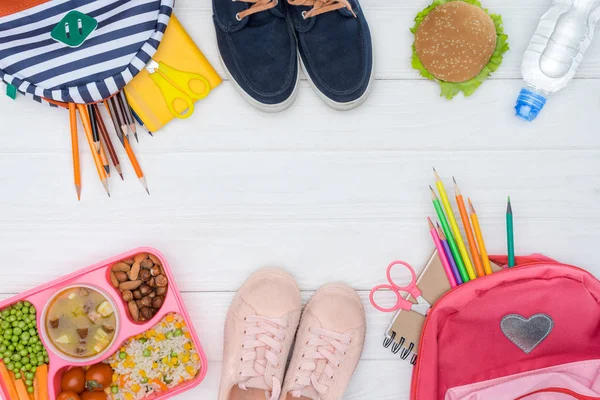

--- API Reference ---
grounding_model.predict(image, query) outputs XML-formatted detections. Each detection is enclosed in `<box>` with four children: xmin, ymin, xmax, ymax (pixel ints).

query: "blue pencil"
<box><xmin>131</xmin><ymin>108</ymin><xmax>153</xmax><ymax>137</ymax></box>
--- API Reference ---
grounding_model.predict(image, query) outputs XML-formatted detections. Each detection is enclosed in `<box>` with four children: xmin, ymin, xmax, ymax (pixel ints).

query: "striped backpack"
<box><xmin>0</xmin><ymin>0</ymin><xmax>174</xmax><ymax>105</ymax></box>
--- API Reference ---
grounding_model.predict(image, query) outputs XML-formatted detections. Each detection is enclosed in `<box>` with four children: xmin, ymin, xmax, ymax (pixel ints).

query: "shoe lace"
<box><xmin>289</xmin><ymin>327</ymin><xmax>352</xmax><ymax>399</ymax></box>
<box><xmin>238</xmin><ymin>315</ymin><xmax>288</xmax><ymax>400</ymax></box>
<box><xmin>287</xmin><ymin>0</ymin><xmax>357</xmax><ymax>19</ymax></box>
<box><xmin>234</xmin><ymin>0</ymin><xmax>279</xmax><ymax>21</ymax></box>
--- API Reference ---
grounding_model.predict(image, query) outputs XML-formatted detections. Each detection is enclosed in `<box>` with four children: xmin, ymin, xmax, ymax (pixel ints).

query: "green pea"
<box><xmin>43</xmin><ymin>356</ymin><xmax>48</xmax><ymax>364</ymax></box>
<box><xmin>119</xmin><ymin>351</ymin><xmax>127</xmax><ymax>359</ymax></box>
<box><xmin>1</xmin><ymin>321</ymin><xmax>9</xmax><ymax>329</ymax></box>
<box><xmin>25</xmin><ymin>372</ymin><xmax>33</xmax><ymax>380</ymax></box>
<box><xmin>11</xmin><ymin>337</ymin><xmax>18</xmax><ymax>343</ymax></box>
<box><xmin>30</xmin><ymin>366</ymin><xmax>36</xmax><ymax>373</ymax></box>
<box><xmin>8</xmin><ymin>316</ymin><xmax>16</xmax><ymax>322</ymax></box>
<box><xmin>171</xmin><ymin>351</ymin><xmax>178</xmax><ymax>358</ymax></box>
<box><xmin>143</xmin><ymin>349</ymin><xmax>151</xmax><ymax>357</ymax></box>
<box><xmin>12</xmin><ymin>328</ymin><xmax>21</xmax><ymax>336</ymax></box>
<box><xmin>4</xmin><ymin>329</ymin><xmax>12</xmax><ymax>337</ymax></box>
<box><xmin>112</xmin><ymin>385</ymin><xmax>119</xmax><ymax>394</ymax></box>
<box><xmin>14</xmin><ymin>372</ymin><xmax>21</xmax><ymax>379</ymax></box>
<box><xmin>6</xmin><ymin>362</ymin><xmax>14</xmax><ymax>371</ymax></box>
<box><xmin>11</xmin><ymin>353</ymin><xmax>21</xmax><ymax>361</ymax></box>
<box><xmin>7</xmin><ymin>345</ymin><xmax>14</xmax><ymax>351</ymax></box>
<box><xmin>17</xmin><ymin>321</ymin><xmax>25</xmax><ymax>329</ymax></box>
<box><xmin>2</xmin><ymin>310</ymin><xmax>9</xmax><ymax>318</ymax></box>
<box><xmin>0</xmin><ymin>345</ymin><xmax>7</xmax><ymax>353</ymax></box>
<box><xmin>3</xmin><ymin>351</ymin><xmax>12</xmax><ymax>359</ymax></box>
<box><xmin>174</xmin><ymin>329</ymin><xmax>183</xmax><ymax>337</ymax></box>
<box><xmin>138</xmin><ymin>337</ymin><xmax>148</xmax><ymax>343</ymax></box>
<box><xmin>27</xmin><ymin>386</ymin><xmax>33</xmax><ymax>394</ymax></box>
<box><xmin>13</xmin><ymin>362</ymin><xmax>21</xmax><ymax>369</ymax></box>
<box><xmin>28</xmin><ymin>329</ymin><xmax>36</xmax><ymax>336</ymax></box>
<box><xmin>23</xmin><ymin>302</ymin><xmax>31</xmax><ymax>308</ymax></box>
<box><xmin>141</xmin><ymin>377</ymin><xmax>148</xmax><ymax>384</ymax></box>
<box><xmin>166</xmin><ymin>331</ymin><xmax>174</xmax><ymax>339</ymax></box>
<box><xmin>24</xmin><ymin>363</ymin><xmax>32</xmax><ymax>371</ymax></box>
<box><xmin>19</xmin><ymin>349</ymin><xmax>26</xmax><ymax>357</ymax></box>
<box><xmin>37</xmin><ymin>354</ymin><xmax>44</xmax><ymax>363</ymax></box>
<box><xmin>21</xmin><ymin>357</ymin><xmax>29</xmax><ymax>365</ymax></box>
<box><xmin>25</xmin><ymin>379</ymin><xmax>32</xmax><ymax>386</ymax></box>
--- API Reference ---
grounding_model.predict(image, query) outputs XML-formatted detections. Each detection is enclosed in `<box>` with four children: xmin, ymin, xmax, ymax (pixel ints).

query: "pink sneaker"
<box><xmin>280</xmin><ymin>283</ymin><xmax>366</xmax><ymax>400</ymax></box>
<box><xmin>219</xmin><ymin>268</ymin><xmax>302</xmax><ymax>400</ymax></box>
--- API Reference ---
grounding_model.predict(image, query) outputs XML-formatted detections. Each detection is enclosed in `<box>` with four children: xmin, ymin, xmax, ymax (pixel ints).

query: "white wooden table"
<box><xmin>1</xmin><ymin>0</ymin><xmax>600</xmax><ymax>398</ymax></box>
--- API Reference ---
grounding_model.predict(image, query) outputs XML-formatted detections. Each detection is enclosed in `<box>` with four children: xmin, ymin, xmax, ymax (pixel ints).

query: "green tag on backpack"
<box><xmin>6</xmin><ymin>84</ymin><xmax>17</xmax><ymax>100</ymax></box>
<box><xmin>51</xmin><ymin>11</ymin><xmax>98</xmax><ymax>48</ymax></box>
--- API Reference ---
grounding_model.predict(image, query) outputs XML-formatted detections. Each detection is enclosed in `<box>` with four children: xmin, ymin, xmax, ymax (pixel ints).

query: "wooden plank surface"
<box><xmin>1</xmin><ymin>0</ymin><xmax>599</xmax><ymax>398</ymax></box>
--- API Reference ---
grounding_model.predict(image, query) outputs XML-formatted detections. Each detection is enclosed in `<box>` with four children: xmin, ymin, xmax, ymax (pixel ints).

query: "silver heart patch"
<box><xmin>500</xmin><ymin>313</ymin><xmax>554</xmax><ymax>354</ymax></box>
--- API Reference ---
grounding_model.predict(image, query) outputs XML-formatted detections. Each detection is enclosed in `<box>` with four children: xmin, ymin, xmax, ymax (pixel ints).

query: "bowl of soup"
<box><xmin>41</xmin><ymin>285</ymin><xmax>120</xmax><ymax>362</ymax></box>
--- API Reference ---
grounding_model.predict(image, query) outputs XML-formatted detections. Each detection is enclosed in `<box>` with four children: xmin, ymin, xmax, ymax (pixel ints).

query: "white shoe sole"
<box><xmin>219</xmin><ymin>53</ymin><xmax>300</xmax><ymax>113</ymax></box>
<box><xmin>299</xmin><ymin>50</ymin><xmax>375</xmax><ymax>111</ymax></box>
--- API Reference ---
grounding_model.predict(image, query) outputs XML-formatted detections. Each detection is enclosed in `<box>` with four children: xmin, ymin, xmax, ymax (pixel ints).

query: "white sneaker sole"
<box><xmin>299</xmin><ymin>50</ymin><xmax>375</xmax><ymax>111</ymax></box>
<box><xmin>219</xmin><ymin>53</ymin><xmax>300</xmax><ymax>113</ymax></box>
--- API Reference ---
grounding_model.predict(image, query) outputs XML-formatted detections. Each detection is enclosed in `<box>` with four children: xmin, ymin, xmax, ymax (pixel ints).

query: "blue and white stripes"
<box><xmin>0</xmin><ymin>0</ymin><xmax>174</xmax><ymax>104</ymax></box>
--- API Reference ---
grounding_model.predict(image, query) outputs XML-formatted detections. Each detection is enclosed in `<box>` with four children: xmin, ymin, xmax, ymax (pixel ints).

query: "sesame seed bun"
<box><xmin>415</xmin><ymin>1</ymin><xmax>497</xmax><ymax>83</ymax></box>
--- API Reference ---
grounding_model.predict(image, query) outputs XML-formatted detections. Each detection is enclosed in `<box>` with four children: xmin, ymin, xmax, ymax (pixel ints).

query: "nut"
<box><xmin>133</xmin><ymin>290</ymin><xmax>142</xmax><ymax>300</ymax></box>
<box><xmin>128</xmin><ymin>301</ymin><xmax>140</xmax><ymax>321</ymax></box>
<box><xmin>148</xmin><ymin>292</ymin><xmax>156</xmax><ymax>298</ymax></box>
<box><xmin>128</xmin><ymin>262</ymin><xmax>141</xmax><ymax>281</ymax></box>
<box><xmin>134</xmin><ymin>253</ymin><xmax>148</xmax><ymax>263</ymax></box>
<box><xmin>151</xmin><ymin>296</ymin><xmax>164</xmax><ymax>309</ymax></box>
<box><xmin>112</xmin><ymin>262</ymin><xmax>131</xmax><ymax>273</ymax></box>
<box><xmin>150</xmin><ymin>265</ymin><xmax>161</xmax><ymax>277</ymax></box>
<box><xmin>148</xmin><ymin>254</ymin><xmax>161</xmax><ymax>265</ymax></box>
<box><xmin>148</xmin><ymin>278</ymin><xmax>156</xmax><ymax>287</ymax></box>
<box><xmin>139</xmin><ymin>284</ymin><xmax>152</xmax><ymax>296</ymax></box>
<box><xmin>119</xmin><ymin>280</ymin><xmax>142</xmax><ymax>291</ymax></box>
<box><xmin>139</xmin><ymin>296</ymin><xmax>152</xmax><ymax>308</ymax></box>
<box><xmin>141</xmin><ymin>258</ymin><xmax>154</xmax><ymax>269</ymax></box>
<box><xmin>140</xmin><ymin>307</ymin><xmax>154</xmax><ymax>320</ymax></box>
<box><xmin>110</xmin><ymin>272</ymin><xmax>119</xmax><ymax>288</ymax></box>
<box><xmin>140</xmin><ymin>269</ymin><xmax>151</xmax><ymax>282</ymax></box>
<box><xmin>122</xmin><ymin>291</ymin><xmax>133</xmax><ymax>302</ymax></box>
<box><xmin>155</xmin><ymin>286</ymin><xmax>168</xmax><ymax>296</ymax></box>
<box><xmin>114</xmin><ymin>271</ymin><xmax>128</xmax><ymax>283</ymax></box>
<box><xmin>122</xmin><ymin>258</ymin><xmax>134</xmax><ymax>266</ymax></box>
<box><xmin>155</xmin><ymin>275</ymin><xmax>168</xmax><ymax>287</ymax></box>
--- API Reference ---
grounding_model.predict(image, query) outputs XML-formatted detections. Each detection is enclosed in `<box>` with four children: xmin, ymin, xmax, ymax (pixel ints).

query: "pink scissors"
<box><xmin>369</xmin><ymin>261</ymin><xmax>432</xmax><ymax>315</ymax></box>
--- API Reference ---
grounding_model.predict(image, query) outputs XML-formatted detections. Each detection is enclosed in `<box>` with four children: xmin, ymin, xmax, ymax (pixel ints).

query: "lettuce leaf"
<box><xmin>411</xmin><ymin>0</ymin><xmax>509</xmax><ymax>99</ymax></box>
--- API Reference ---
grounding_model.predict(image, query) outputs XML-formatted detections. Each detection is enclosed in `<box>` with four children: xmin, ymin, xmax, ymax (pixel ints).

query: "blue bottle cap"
<box><xmin>515</xmin><ymin>88</ymin><xmax>547</xmax><ymax>122</ymax></box>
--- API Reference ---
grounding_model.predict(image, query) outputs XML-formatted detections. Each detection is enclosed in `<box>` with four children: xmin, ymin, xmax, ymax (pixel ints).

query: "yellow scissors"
<box><xmin>145</xmin><ymin>60</ymin><xmax>211</xmax><ymax>119</ymax></box>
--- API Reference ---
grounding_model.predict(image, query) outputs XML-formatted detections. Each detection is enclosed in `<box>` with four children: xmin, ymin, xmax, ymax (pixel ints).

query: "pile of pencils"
<box><xmin>428</xmin><ymin>168</ymin><xmax>515</xmax><ymax>288</ymax></box>
<box><xmin>69</xmin><ymin>91</ymin><xmax>152</xmax><ymax>200</ymax></box>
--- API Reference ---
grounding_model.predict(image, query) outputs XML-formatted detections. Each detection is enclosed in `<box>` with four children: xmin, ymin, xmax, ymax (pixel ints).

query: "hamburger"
<box><xmin>411</xmin><ymin>0</ymin><xmax>509</xmax><ymax>99</ymax></box>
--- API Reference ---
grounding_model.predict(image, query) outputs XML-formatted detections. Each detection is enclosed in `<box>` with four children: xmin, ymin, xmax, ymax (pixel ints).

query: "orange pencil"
<box><xmin>453</xmin><ymin>178</ymin><xmax>485</xmax><ymax>277</ymax></box>
<box><xmin>76</xmin><ymin>104</ymin><xmax>110</xmax><ymax>197</ymax></box>
<box><xmin>68</xmin><ymin>103</ymin><xmax>81</xmax><ymax>200</ymax></box>
<box><xmin>469</xmin><ymin>198</ymin><xmax>493</xmax><ymax>275</ymax></box>
<box><xmin>123</xmin><ymin>136</ymin><xmax>149</xmax><ymax>194</ymax></box>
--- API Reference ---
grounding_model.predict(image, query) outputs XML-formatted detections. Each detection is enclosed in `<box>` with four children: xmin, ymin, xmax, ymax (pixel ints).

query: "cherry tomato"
<box><xmin>81</xmin><ymin>392</ymin><xmax>107</xmax><ymax>400</ymax></box>
<box><xmin>61</xmin><ymin>367</ymin><xmax>85</xmax><ymax>393</ymax></box>
<box><xmin>57</xmin><ymin>391</ymin><xmax>81</xmax><ymax>400</ymax></box>
<box><xmin>84</xmin><ymin>363</ymin><xmax>113</xmax><ymax>391</ymax></box>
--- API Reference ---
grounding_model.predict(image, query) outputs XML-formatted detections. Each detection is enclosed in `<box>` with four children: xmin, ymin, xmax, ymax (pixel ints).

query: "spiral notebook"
<box><xmin>383</xmin><ymin>251</ymin><xmax>502</xmax><ymax>364</ymax></box>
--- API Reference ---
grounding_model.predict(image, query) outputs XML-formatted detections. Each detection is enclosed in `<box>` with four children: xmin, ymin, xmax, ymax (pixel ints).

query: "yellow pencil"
<box><xmin>469</xmin><ymin>198</ymin><xmax>493</xmax><ymax>275</ymax></box>
<box><xmin>433</xmin><ymin>168</ymin><xmax>476</xmax><ymax>280</ymax></box>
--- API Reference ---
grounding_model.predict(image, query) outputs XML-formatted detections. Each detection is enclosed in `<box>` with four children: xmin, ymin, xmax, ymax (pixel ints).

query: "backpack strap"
<box><xmin>517</xmin><ymin>387</ymin><xmax>600</xmax><ymax>399</ymax></box>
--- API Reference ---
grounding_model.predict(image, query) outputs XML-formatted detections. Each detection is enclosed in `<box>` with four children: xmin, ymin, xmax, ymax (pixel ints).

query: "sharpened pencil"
<box><xmin>104</xmin><ymin>100</ymin><xmax>124</xmax><ymax>146</ymax></box>
<box><xmin>76</xmin><ymin>104</ymin><xmax>110</xmax><ymax>197</ymax></box>
<box><xmin>89</xmin><ymin>106</ymin><xmax>110</xmax><ymax>176</ymax></box>
<box><xmin>454</xmin><ymin>177</ymin><xmax>485</xmax><ymax>277</ymax></box>
<box><xmin>507</xmin><ymin>197</ymin><xmax>515</xmax><ymax>268</ymax></box>
<box><xmin>428</xmin><ymin>217</ymin><xmax>457</xmax><ymax>288</ymax></box>
<box><xmin>68</xmin><ymin>103</ymin><xmax>81</xmax><ymax>200</ymax></box>
<box><xmin>87</xmin><ymin>104</ymin><xmax>100</xmax><ymax>153</ymax></box>
<box><xmin>116</xmin><ymin>93</ymin><xmax>137</xmax><ymax>142</ymax></box>
<box><xmin>92</xmin><ymin>104</ymin><xmax>123</xmax><ymax>180</ymax></box>
<box><xmin>131</xmin><ymin>108</ymin><xmax>152</xmax><ymax>136</ymax></box>
<box><xmin>119</xmin><ymin>91</ymin><xmax>138</xmax><ymax>141</ymax></box>
<box><xmin>123</xmin><ymin>136</ymin><xmax>149</xmax><ymax>194</ymax></box>
<box><xmin>108</xmin><ymin>96</ymin><xmax>128</xmax><ymax>139</ymax></box>
<box><xmin>469</xmin><ymin>199</ymin><xmax>492</xmax><ymax>275</ymax></box>
<box><xmin>437</xmin><ymin>222</ymin><xmax>462</xmax><ymax>285</ymax></box>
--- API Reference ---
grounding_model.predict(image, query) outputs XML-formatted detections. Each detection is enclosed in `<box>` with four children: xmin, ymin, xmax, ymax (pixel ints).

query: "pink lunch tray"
<box><xmin>0</xmin><ymin>247</ymin><xmax>208</xmax><ymax>400</ymax></box>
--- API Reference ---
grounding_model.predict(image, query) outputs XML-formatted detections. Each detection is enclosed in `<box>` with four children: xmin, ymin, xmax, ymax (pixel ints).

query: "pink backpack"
<box><xmin>410</xmin><ymin>254</ymin><xmax>600</xmax><ymax>400</ymax></box>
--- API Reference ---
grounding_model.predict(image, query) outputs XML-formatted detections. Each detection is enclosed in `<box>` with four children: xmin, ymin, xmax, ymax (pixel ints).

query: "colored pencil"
<box><xmin>454</xmin><ymin>178</ymin><xmax>485</xmax><ymax>277</ymax></box>
<box><xmin>507</xmin><ymin>196</ymin><xmax>515</xmax><ymax>268</ymax></box>
<box><xmin>116</xmin><ymin>93</ymin><xmax>138</xmax><ymax>143</ymax></box>
<box><xmin>119</xmin><ymin>91</ymin><xmax>139</xmax><ymax>142</ymax></box>
<box><xmin>92</xmin><ymin>105</ymin><xmax>123</xmax><ymax>180</ymax></box>
<box><xmin>433</xmin><ymin>168</ymin><xmax>476</xmax><ymax>280</ymax></box>
<box><xmin>108</xmin><ymin>96</ymin><xmax>128</xmax><ymax>140</ymax></box>
<box><xmin>437</xmin><ymin>223</ymin><xmax>462</xmax><ymax>285</ymax></box>
<box><xmin>123</xmin><ymin>136</ymin><xmax>149</xmax><ymax>194</ymax></box>
<box><xmin>87</xmin><ymin>104</ymin><xmax>100</xmax><ymax>153</ymax></box>
<box><xmin>104</xmin><ymin>100</ymin><xmax>149</xmax><ymax>194</ymax></box>
<box><xmin>68</xmin><ymin>103</ymin><xmax>81</xmax><ymax>201</ymax></box>
<box><xmin>89</xmin><ymin>105</ymin><xmax>110</xmax><ymax>176</ymax></box>
<box><xmin>131</xmin><ymin>108</ymin><xmax>153</xmax><ymax>136</ymax></box>
<box><xmin>76</xmin><ymin>104</ymin><xmax>110</xmax><ymax>197</ymax></box>
<box><xmin>469</xmin><ymin>199</ymin><xmax>492</xmax><ymax>275</ymax></box>
<box><xmin>428</xmin><ymin>218</ymin><xmax>457</xmax><ymax>288</ymax></box>
<box><xmin>104</xmin><ymin>100</ymin><xmax>124</xmax><ymax>146</ymax></box>
<box><xmin>430</xmin><ymin>186</ymin><xmax>469</xmax><ymax>282</ymax></box>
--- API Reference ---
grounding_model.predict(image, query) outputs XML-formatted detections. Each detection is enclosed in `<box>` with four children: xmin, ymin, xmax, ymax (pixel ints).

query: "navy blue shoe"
<box><xmin>287</xmin><ymin>0</ymin><xmax>373</xmax><ymax>110</ymax></box>
<box><xmin>213</xmin><ymin>0</ymin><xmax>299</xmax><ymax>112</ymax></box>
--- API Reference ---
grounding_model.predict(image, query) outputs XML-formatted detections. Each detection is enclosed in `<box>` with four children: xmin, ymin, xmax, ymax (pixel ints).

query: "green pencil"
<box><xmin>430</xmin><ymin>186</ymin><xmax>470</xmax><ymax>282</ymax></box>
<box><xmin>507</xmin><ymin>196</ymin><xmax>515</xmax><ymax>268</ymax></box>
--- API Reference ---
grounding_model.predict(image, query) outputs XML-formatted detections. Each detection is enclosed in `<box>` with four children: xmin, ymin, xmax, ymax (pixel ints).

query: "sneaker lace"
<box><xmin>238</xmin><ymin>315</ymin><xmax>287</xmax><ymax>400</ymax></box>
<box><xmin>234</xmin><ymin>0</ymin><xmax>279</xmax><ymax>21</ymax></box>
<box><xmin>290</xmin><ymin>327</ymin><xmax>352</xmax><ymax>399</ymax></box>
<box><xmin>287</xmin><ymin>0</ymin><xmax>357</xmax><ymax>19</ymax></box>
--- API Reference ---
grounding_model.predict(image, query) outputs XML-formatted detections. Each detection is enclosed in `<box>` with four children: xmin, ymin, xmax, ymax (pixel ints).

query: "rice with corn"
<box><xmin>106</xmin><ymin>313</ymin><xmax>201</xmax><ymax>400</ymax></box>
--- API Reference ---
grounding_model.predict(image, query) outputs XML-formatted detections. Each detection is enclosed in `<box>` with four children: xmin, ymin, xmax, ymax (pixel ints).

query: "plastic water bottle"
<box><xmin>515</xmin><ymin>0</ymin><xmax>600</xmax><ymax>121</ymax></box>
